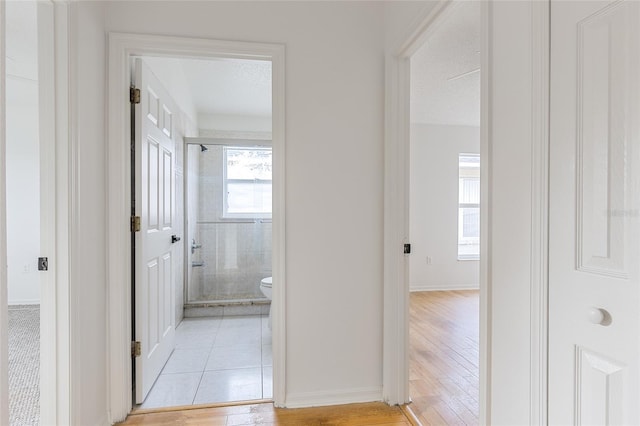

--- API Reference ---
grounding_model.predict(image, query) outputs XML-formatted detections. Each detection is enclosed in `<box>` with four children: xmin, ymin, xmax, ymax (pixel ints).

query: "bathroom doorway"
<box><xmin>129</xmin><ymin>54</ymin><xmax>277</xmax><ymax>409</ymax></box>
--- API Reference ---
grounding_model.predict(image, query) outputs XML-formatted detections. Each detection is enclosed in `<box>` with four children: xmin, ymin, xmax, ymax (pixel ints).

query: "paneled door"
<box><xmin>549</xmin><ymin>1</ymin><xmax>640</xmax><ymax>424</ymax></box>
<box><xmin>133</xmin><ymin>58</ymin><xmax>177</xmax><ymax>404</ymax></box>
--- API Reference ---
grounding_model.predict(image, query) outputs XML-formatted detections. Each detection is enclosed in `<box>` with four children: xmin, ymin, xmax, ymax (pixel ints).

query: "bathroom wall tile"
<box><xmin>260</xmin><ymin>304</ymin><xmax>271</xmax><ymax>316</ymax></box>
<box><xmin>205</xmin><ymin>344</ymin><xmax>262</xmax><ymax>371</ymax></box>
<box><xmin>262</xmin><ymin>345</ymin><xmax>272</xmax><ymax>367</ymax></box>
<box><xmin>184</xmin><ymin>306</ymin><xmax>224</xmax><ymax>318</ymax></box>
<box><xmin>261</xmin><ymin>315</ymin><xmax>272</xmax><ymax>342</ymax></box>
<box><xmin>193</xmin><ymin>369</ymin><xmax>262</xmax><ymax>405</ymax></box>
<box><xmin>162</xmin><ymin>348</ymin><xmax>211</xmax><ymax>374</ymax></box>
<box><xmin>223</xmin><ymin>304</ymin><xmax>263</xmax><ymax>316</ymax></box>
<box><xmin>139</xmin><ymin>372</ymin><xmax>202</xmax><ymax>409</ymax></box>
<box><xmin>262</xmin><ymin>367</ymin><xmax>273</xmax><ymax>399</ymax></box>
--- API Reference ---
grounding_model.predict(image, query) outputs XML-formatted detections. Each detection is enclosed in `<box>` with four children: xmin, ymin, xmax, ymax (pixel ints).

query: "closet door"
<box><xmin>549</xmin><ymin>1</ymin><xmax>640</xmax><ymax>424</ymax></box>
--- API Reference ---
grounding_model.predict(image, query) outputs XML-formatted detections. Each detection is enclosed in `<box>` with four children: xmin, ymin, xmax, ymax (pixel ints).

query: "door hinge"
<box><xmin>131</xmin><ymin>215</ymin><xmax>141</xmax><ymax>232</ymax></box>
<box><xmin>130</xmin><ymin>86</ymin><xmax>141</xmax><ymax>104</ymax></box>
<box><xmin>404</xmin><ymin>243</ymin><xmax>411</xmax><ymax>254</ymax></box>
<box><xmin>131</xmin><ymin>341</ymin><xmax>141</xmax><ymax>358</ymax></box>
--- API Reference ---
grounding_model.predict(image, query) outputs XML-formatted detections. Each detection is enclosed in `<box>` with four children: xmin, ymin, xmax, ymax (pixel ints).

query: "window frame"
<box><xmin>222</xmin><ymin>146</ymin><xmax>273</xmax><ymax>220</ymax></box>
<box><xmin>457</xmin><ymin>153</ymin><xmax>480</xmax><ymax>261</ymax></box>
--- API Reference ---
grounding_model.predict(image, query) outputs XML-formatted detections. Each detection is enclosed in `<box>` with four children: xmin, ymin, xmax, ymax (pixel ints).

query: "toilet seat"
<box><xmin>261</xmin><ymin>277</ymin><xmax>272</xmax><ymax>287</ymax></box>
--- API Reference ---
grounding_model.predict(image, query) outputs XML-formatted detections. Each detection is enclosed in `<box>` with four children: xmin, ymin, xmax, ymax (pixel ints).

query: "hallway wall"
<box><xmin>70</xmin><ymin>2</ymin><xmax>398</xmax><ymax>422</ymax></box>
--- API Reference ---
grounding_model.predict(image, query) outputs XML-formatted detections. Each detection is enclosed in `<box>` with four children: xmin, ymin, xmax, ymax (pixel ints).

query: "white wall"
<box><xmin>6</xmin><ymin>0</ymin><xmax>40</xmax><ymax>305</ymax></box>
<box><xmin>198</xmin><ymin>113</ymin><xmax>271</xmax><ymax>134</ymax></box>
<box><xmin>68</xmin><ymin>1</ymin><xmax>387</xmax><ymax>419</ymax></box>
<box><xmin>409</xmin><ymin>123</ymin><xmax>479</xmax><ymax>291</ymax></box>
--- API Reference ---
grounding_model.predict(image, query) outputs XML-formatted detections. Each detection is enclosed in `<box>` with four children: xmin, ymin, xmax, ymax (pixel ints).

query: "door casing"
<box><xmin>0</xmin><ymin>1</ymin><xmax>69</xmax><ymax>425</ymax></box>
<box><xmin>106</xmin><ymin>33</ymin><xmax>286</xmax><ymax>422</ymax></box>
<box><xmin>382</xmin><ymin>1</ymin><xmax>550</xmax><ymax>424</ymax></box>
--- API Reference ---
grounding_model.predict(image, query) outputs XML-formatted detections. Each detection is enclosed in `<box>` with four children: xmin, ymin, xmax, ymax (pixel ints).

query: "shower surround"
<box><xmin>187</xmin><ymin>144</ymin><xmax>272</xmax><ymax>306</ymax></box>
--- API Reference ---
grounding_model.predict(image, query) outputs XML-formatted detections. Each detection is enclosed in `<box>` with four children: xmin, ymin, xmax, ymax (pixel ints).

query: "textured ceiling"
<box><xmin>149</xmin><ymin>57</ymin><xmax>272</xmax><ymax>118</ymax></box>
<box><xmin>410</xmin><ymin>1</ymin><xmax>480</xmax><ymax>126</ymax></box>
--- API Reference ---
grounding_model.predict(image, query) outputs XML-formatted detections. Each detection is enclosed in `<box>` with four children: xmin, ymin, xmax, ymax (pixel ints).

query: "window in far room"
<box><xmin>223</xmin><ymin>146</ymin><xmax>272</xmax><ymax>219</ymax></box>
<box><xmin>458</xmin><ymin>153</ymin><xmax>480</xmax><ymax>260</ymax></box>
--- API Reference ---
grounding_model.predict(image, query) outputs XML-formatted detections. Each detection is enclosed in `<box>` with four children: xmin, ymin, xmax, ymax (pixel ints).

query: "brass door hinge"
<box><xmin>131</xmin><ymin>341</ymin><xmax>141</xmax><ymax>358</ymax></box>
<box><xmin>130</xmin><ymin>86</ymin><xmax>141</xmax><ymax>104</ymax></box>
<box><xmin>131</xmin><ymin>216</ymin><xmax>141</xmax><ymax>232</ymax></box>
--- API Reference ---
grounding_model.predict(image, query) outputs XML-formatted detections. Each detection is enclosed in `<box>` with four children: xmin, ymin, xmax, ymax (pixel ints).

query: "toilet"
<box><xmin>260</xmin><ymin>277</ymin><xmax>273</xmax><ymax>327</ymax></box>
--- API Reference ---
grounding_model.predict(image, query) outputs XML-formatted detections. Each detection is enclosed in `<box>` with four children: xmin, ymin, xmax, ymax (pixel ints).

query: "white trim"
<box><xmin>479</xmin><ymin>1</ymin><xmax>492</xmax><ymax>423</ymax></box>
<box><xmin>50</xmin><ymin>2</ymin><xmax>72</xmax><ymax>424</ymax></box>
<box><xmin>107</xmin><ymin>33</ymin><xmax>286</xmax><ymax>421</ymax></box>
<box><xmin>66</xmin><ymin>2</ymin><xmax>81</xmax><ymax>424</ymax></box>
<box><xmin>0</xmin><ymin>1</ymin><xmax>8</xmax><ymax>424</ymax></box>
<box><xmin>529</xmin><ymin>1</ymin><xmax>550</xmax><ymax>424</ymax></box>
<box><xmin>1</xmin><ymin>3</ymin><xmax>70</xmax><ymax>424</ymax></box>
<box><xmin>37</xmin><ymin>2</ymin><xmax>59</xmax><ymax>424</ymax></box>
<box><xmin>410</xmin><ymin>285</ymin><xmax>479</xmax><ymax>293</ymax></box>
<box><xmin>285</xmin><ymin>387</ymin><xmax>382</xmax><ymax>409</ymax></box>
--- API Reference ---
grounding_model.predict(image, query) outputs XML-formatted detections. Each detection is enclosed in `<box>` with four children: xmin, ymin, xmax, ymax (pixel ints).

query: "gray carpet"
<box><xmin>8</xmin><ymin>305</ymin><xmax>39</xmax><ymax>426</ymax></box>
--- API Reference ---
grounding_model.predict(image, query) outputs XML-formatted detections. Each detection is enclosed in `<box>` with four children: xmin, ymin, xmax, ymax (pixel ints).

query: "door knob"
<box><xmin>587</xmin><ymin>307</ymin><xmax>611</xmax><ymax>325</ymax></box>
<box><xmin>171</xmin><ymin>235</ymin><xmax>181</xmax><ymax>244</ymax></box>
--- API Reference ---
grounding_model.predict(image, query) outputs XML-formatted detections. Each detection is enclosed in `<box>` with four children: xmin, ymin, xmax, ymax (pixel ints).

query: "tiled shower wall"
<box><xmin>188</xmin><ymin>144</ymin><xmax>271</xmax><ymax>302</ymax></box>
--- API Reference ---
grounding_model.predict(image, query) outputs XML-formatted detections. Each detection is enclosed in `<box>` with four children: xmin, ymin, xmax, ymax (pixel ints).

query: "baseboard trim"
<box><xmin>410</xmin><ymin>285</ymin><xmax>479</xmax><ymax>292</ymax></box>
<box><xmin>284</xmin><ymin>387</ymin><xmax>382</xmax><ymax>408</ymax></box>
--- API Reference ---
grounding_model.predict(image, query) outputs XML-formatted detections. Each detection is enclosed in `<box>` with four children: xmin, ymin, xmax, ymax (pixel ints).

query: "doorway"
<box><xmin>406</xmin><ymin>2</ymin><xmax>481</xmax><ymax>423</ymax></box>
<box><xmin>107</xmin><ymin>34</ymin><xmax>286</xmax><ymax>420</ymax></box>
<box><xmin>129</xmin><ymin>54</ymin><xmax>274</xmax><ymax>409</ymax></box>
<box><xmin>3</xmin><ymin>1</ymin><xmax>58</xmax><ymax>425</ymax></box>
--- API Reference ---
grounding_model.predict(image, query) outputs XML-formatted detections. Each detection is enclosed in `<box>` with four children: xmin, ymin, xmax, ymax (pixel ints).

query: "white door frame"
<box><xmin>382</xmin><ymin>1</ymin><xmax>550</xmax><ymax>424</ymax></box>
<box><xmin>0</xmin><ymin>0</ymin><xmax>71</xmax><ymax>425</ymax></box>
<box><xmin>0</xmin><ymin>1</ymin><xmax>70</xmax><ymax>425</ymax></box>
<box><xmin>106</xmin><ymin>33</ymin><xmax>286</xmax><ymax>422</ymax></box>
<box><xmin>0</xmin><ymin>3</ymin><xmax>8</xmax><ymax>423</ymax></box>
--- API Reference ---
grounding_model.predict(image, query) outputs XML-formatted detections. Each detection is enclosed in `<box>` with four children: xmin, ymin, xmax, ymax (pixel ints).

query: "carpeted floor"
<box><xmin>8</xmin><ymin>305</ymin><xmax>40</xmax><ymax>426</ymax></box>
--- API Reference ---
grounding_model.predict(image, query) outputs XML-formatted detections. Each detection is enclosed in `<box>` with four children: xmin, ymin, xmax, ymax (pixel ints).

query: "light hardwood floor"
<box><xmin>408</xmin><ymin>290</ymin><xmax>479</xmax><ymax>425</ymax></box>
<box><xmin>117</xmin><ymin>291</ymin><xmax>478</xmax><ymax>426</ymax></box>
<box><xmin>116</xmin><ymin>401</ymin><xmax>414</xmax><ymax>425</ymax></box>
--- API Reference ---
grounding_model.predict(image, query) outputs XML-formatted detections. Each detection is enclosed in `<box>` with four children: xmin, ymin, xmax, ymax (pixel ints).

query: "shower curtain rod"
<box><xmin>184</xmin><ymin>137</ymin><xmax>272</xmax><ymax>147</ymax></box>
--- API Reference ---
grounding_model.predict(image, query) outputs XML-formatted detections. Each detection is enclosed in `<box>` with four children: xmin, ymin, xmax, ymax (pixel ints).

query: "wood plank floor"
<box><xmin>117</xmin><ymin>291</ymin><xmax>478</xmax><ymax>426</ymax></box>
<box><xmin>408</xmin><ymin>290</ymin><xmax>479</xmax><ymax>425</ymax></box>
<box><xmin>116</xmin><ymin>401</ymin><xmax>413</xmax><ymax>425</ymax></box>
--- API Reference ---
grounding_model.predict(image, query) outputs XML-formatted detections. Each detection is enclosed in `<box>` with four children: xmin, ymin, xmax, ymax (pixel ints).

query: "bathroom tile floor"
<box><xmin>139</xmin><ymin>314</ymin><xmax>272</xmax><ymax>409</ymax></box>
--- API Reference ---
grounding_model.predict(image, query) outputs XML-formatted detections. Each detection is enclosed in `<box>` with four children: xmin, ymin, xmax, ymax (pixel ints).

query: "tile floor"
<box><xmin>139</xmin><ymin>314</ymin><xmax>272</xmax><ymax>409</ymax></box>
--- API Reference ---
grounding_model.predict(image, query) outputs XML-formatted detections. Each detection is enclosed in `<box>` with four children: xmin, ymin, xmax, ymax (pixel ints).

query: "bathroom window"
<box><xmin>458</xmin><ymin>153</ymin><xmax>480</xmax><ymax>260</ymax></box>
<box><xmin>223</xmin><ymin>147</ymin><xmax>272</xmax><ymax>218</ymax></box>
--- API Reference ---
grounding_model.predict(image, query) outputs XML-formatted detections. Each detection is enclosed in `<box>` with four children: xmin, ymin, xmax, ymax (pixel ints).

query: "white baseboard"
<box><xmin>284</xmin><ymin>386</ymin><xmax>382</xmax><ymax>408</ymax></box>
<box><xmin>8</xmin><ymin>299</ymin><xmax>40</xmax><ymax>306</ymax></box>
<box><xmin>410</xmin><ymin>284</ymin><xmax>479</xmax><ymax>292</ymax></box>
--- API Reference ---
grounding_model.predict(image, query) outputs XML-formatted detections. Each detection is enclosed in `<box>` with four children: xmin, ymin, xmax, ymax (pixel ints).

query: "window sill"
<box><xmin>457</xmin><ymin>256</ymin><xmax>480</xmax><ymax>261</ymax></box>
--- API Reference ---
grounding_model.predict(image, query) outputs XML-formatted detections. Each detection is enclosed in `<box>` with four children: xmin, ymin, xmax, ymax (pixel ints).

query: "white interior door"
<box><xmin>549</xmin><ymin>1</ymin><xmax>640</xmax><ymax>424</ymax></box>
<box><xmin>134</xmin><ymin>58</ymin><xmax>177</xmax><ymax>404</ymax></box>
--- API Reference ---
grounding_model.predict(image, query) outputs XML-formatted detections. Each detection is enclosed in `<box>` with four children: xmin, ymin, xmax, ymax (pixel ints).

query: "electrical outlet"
<box><xmin>23</xmin><ymin>264</ymin><xmax>30</xmax><ymax>273</ymax></box>
<box><xmin>426</xmin><ymin>256</ymin><xmax>432</xmax><ymax>265</ymax></box>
